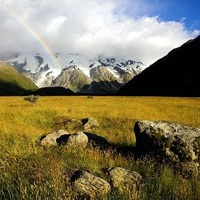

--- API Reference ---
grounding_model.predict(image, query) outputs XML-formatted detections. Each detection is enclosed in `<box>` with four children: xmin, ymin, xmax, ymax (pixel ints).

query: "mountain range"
<box><xmin>117</xmin><ymin>35</ymin><xmax>200</xmax><ymax>97</ymax></box>
<box><xmin>0</xmin><ymin>35</ymin><xmax>199</xmax><ymax>96</ymax></box>
<box><xmin>2</xmin><ymin>53</ymin><xmax>143</xmax><ymax>94</ymax></box>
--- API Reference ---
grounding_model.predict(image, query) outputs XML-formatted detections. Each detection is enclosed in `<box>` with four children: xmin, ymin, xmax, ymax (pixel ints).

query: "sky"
<box><xmin>0</xmin><ymin>0</ymin><xmax>199</xmax><ymax>66</ymax></box>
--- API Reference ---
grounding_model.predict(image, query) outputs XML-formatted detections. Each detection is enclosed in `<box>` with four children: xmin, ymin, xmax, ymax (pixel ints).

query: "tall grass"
<box><xmin>0</xmin><ymin>96</ymin><xmax>199</xmax><ymax>199</ymax></box>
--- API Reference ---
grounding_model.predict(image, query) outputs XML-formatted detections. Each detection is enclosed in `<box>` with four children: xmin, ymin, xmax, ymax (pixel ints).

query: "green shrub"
<box><xmin>24</xmin><ymin>95</ymin><xmax>39</xmax><ymax>104</ymax></box>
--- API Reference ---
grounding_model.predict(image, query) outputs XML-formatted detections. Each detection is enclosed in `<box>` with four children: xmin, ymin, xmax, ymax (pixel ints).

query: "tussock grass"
<box><xmin>0</xmin><ymin>96</ymin><xmax>199</xmax><ymax>199</ymax></box>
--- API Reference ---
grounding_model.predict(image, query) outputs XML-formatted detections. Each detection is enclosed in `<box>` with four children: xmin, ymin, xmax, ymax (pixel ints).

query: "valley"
<box><xmin>0</xmin><ymin>96</ymin><xmax>199</xmax><ymax>199</ymax></box>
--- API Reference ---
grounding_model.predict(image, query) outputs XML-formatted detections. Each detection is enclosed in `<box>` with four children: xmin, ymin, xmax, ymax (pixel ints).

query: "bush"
<box><xmin>24</xmin><ymin>94</ymin><xmax>39</xmax><ymax>104</ymax></box>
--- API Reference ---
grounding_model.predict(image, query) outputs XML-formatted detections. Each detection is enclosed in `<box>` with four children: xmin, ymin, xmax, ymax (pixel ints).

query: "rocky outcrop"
<box><xmin>70</xmin><ymin>170</ymin><xmax>111</xmax><ymax>199</ymax></box>
<box><xmin>134</xmin><ymin>120</ymin><xmax>200</xmax><ymax>177</ymax></box>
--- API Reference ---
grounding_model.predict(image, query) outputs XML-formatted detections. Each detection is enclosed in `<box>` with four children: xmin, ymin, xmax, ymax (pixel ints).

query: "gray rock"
<box><xmin>71</xmin><ymin>170</ymin><xmax>111</xmax><ymax>199</ymax></box>
<box><xmin>66</xmin><ymin>132</ymin><xmax>88</xmax><ymax>148</ymax></box>
<box><xmin>40</xmin><ymin>130</ymin><xmax>88</xmax><ymax>149</ymax></box>
<box><xmin>134</xmin><ymin>120</ymin><xmax>200</xmax><ymax>177</ymax></box>
<box><xmin>82</xmin><ymin>117</ymin><xmax>100</xmax><ymax>131</ymax></box>
<box><xmin>40</xmin><ymin>130</ymin><xmax>69</xmax><ymax>146</ymax></box>
<box><xmin>109</xmin><ymin>167</ymin><xmax>142</xmax><ymax>193</ymax></box>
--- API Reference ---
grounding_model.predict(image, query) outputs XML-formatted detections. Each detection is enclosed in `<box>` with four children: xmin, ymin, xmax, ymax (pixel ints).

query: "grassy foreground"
<box><xmin>0</xmin><ymin>96</ymin><xmax>200</xmax><ymax>199</ymax></box>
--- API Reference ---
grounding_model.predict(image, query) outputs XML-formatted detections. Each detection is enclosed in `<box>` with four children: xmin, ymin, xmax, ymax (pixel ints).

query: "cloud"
<box><xmin>0</xmin><ymin>0</ymin><xmax>199</xmax><ymax>66</ymax></box>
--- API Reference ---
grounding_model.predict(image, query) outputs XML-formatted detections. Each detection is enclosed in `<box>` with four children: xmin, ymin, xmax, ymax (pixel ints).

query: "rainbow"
<box><xmin>0</xmin><ymin>2</ymin><xmax>60</xmax><ymax>68</ymax></box>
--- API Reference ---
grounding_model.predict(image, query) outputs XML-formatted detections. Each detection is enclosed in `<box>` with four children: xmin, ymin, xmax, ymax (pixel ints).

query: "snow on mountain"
<box><xmin>4</xmin><ymin>52</ymin><xmax>144</xmax><ymax>94</ymax></box>
<box><xmin>56</xmin><ymin>53</ymin><xmax>97</xmax><ymax>77</ymax></box>
<box><xmin>56</xmin><ymin>53</ymin><xmax>144</xmax><ymax>78</ymax></box>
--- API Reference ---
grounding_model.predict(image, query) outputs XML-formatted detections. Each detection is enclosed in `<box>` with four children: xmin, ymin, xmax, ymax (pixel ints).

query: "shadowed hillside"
<box><xmin>0</xmin><ymin>61</ymin><xmax>38</xmax><ymax>95</ymax></box>
<box><xmin>31</xmin><ymin>87</ymin><xmax>74</xmax><ymax>96</ymax></box>
<box><xmin>117</xmin><ymin>35</ymin><xmax>200</xmax><ymax>97</ymax></box>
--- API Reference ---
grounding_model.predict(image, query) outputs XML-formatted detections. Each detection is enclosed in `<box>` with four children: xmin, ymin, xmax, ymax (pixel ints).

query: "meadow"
<box><xmin>0</xmin><ymin>96</ymin><xmax>200</xmax><ymax>199</ymax></box>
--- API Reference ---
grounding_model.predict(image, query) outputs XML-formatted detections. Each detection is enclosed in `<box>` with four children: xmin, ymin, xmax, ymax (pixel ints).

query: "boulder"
<box><xmin>40</xmin><ymin>129</ymin><xmax>111</xmax><ymax>150</ymax></box>
<box><xmin>70</xmin><ymin>170</ymin><xmax>111</xmax><ymax>199</ymax></box>
<box><xmin>40</xmin><ymin>130</ymin><xmax>70</xmax><ymax>146</ymax></box>
<box><xmin>134</xmin><ymin>120</ymin><xmax>200</xmax><ymax>177</ymax></box>
<box><xmin>66</xmin><ymin>132</ymin><xmax>88</xmax><ymax>148</ymax></box>
<box><xmin>82</xmin><ymin>117</ymin><xmax>100</xmax><ymax>131</ymax></box>
<box><xmin>109</xmin><ymin>167</ymin><xmax>142</xmax><ymax>194</ymax></box>
<box><xmin>40</xmin><ymin>131</ymin><xmax>88</xmax><ymax>149</ymax></box>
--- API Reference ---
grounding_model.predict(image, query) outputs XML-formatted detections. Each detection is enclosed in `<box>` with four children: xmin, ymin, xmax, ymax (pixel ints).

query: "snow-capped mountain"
<box><xmin>3</xmin><ymin>52</ymin><xmax>144</xmax><ymax>94</ymax></box>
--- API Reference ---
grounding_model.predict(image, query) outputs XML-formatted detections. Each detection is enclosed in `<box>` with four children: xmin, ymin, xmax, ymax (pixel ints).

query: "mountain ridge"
<box><xmin>0</xmin><ymin>61</ymin><xmax>38</xmax><ymax>95</ymax></box>
<box><xmin>117</xmin><ymin>35</ymin><xmax>200</xmax><ymax>97</ymax></box>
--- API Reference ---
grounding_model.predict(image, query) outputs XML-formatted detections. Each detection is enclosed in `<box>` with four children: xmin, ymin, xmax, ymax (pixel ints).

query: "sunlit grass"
<box><xmin>0</xmin><ymin>96</ymin><xmax>199</xmax><ymax>199</ymax></box>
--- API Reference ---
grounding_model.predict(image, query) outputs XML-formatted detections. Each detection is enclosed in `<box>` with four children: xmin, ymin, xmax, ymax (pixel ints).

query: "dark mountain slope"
<box><xmin>31</xmin><ymin>87</ymin><xmax>74</xmax><ymax>96</ymax></box>
<box><xmin>117</xmin><ymin>35</ymin><xmax>200</xmax><ymax>96</ymax></box>
<box><xmin>0</xmin><ymin>61</ymin><xmax>38</xmax><ymax>95</ymax></box>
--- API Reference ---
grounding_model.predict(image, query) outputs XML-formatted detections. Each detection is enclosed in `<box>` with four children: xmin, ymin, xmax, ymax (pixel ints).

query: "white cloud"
<box><xmin>47</xmin><ymin>16</ymin><xmax>66</xmax><ymax>33</ymax></box>
<box><xmin>0</xmin><ymin>0</ymin><xmax>199</xmax><ymax>67</ymax></box>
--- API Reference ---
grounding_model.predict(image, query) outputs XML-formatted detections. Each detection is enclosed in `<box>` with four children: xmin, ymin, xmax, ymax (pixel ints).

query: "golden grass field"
<box><xmin>0</xmin><ymin>96</ymin><xmax>200</xmax><ymax>199</ymax></box>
